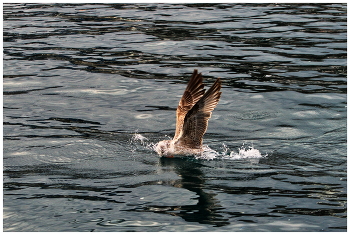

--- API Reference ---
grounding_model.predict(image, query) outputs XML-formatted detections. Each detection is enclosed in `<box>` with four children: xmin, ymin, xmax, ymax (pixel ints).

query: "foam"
<box><xmin>197</xmin><ymin>143</ymin><xmax>266</xmax><ymax>160</ymax></box>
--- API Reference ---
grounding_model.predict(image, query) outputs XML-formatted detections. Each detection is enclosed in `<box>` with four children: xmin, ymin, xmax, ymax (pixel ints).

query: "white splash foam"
<box><xmin>197</xmin><ymin>143</ymin><xmax>266</xmax><ymax>161</ymax></box>
<box><xmin>132</xmin><ymin>133</ymin><xmax>149</xmax><ymax>145</ymax></box>
<box><xmin>131</xmin><ymin>133</ymin><xmax>156</xmax><ymax>154</ymax></box>
<box><xmin>228</xmin><ymin>145</ymin><xmax>266</xmax><ymax>160</ymax></box>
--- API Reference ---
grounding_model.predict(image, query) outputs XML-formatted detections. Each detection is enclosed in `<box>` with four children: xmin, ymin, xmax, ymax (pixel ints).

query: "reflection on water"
<box><xmin>155</xmin><ymin>158</ymin><xmax>229</xmax><ymax>227</ymax></box>
<box><xmin>3</xmin><ymin>3</ymin><xmax>346</xmax><ymax>232</ymax></box>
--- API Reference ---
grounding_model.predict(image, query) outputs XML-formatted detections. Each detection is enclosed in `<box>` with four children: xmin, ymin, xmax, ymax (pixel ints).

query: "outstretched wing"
<box><xmin>173</xmin><ymin>69</ymin><xmax>205</xmax><ymax>141</ymax></box>
<box><xmin>177</xmin><ymin>77</ymin><xmax>222</xmax><ymax>148</ymax></box>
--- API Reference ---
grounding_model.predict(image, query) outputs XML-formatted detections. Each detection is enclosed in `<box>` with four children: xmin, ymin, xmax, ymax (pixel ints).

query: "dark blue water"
<box><xmin>3</xmin><ymin>3</ymin><xmax>346</xmax><ymax>232</ymax></box>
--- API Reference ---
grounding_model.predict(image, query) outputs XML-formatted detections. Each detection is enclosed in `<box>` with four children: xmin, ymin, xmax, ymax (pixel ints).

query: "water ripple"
<box><xmin>3</xmin><ymin>3</ymin><xmax>346</xmax><ymax>232</ymax></box>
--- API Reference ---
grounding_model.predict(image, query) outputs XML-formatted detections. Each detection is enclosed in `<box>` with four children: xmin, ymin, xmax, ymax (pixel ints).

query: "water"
<box><xmin>3</xmin><ymin>3</ymin><xmax>346</xmax><ymax>232</ymax></box>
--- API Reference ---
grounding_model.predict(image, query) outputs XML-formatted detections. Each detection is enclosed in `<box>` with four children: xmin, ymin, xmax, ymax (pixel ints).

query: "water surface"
<box><xmin>3</xmin><ymin>3</ymin><xmax>347</xmax><ymax>232</ymax></box>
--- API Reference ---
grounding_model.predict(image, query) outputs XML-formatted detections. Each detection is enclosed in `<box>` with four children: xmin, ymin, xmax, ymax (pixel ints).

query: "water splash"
<box><xmin>130</xmin><ymin>132</ymin><xmax>155</xmax><ymax>153</ymax></box>
<box><xmin>225</xmin><ymin>143</ymin><xmax>266</xmax><ymax>159</ymax></box>
<box><xmin>229</xmin><ymin>145</ymin><xmax>266</xmax><ymax>160</ymax></box>
<box><xmin>130</xmin><ymin>133</ymin><xmax>267</xmax><ymax>161</ymax></box>
<box><xmin>131</xmin><ymin>133</ymin><xmax>149</xmax><ymax>145</ymax></box>
<box><xmin>197</xmin><ymin>143</ymin><xmax>266</xmax><ymax>161</ymax></box>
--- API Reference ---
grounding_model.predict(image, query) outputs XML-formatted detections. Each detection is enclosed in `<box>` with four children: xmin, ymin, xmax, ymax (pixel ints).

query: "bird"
<box><xmin>155</xmin><ymin>69</ymin><xmax>222</xmax><ymax>157</ymax></box>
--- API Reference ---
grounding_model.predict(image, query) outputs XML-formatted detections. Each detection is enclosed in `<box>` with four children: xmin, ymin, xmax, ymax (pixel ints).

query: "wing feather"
<box><xmin>177</xmin><ymin>77</ymin><xmax>222</xmax><ymax>148</ymax></box>
<box><xmin>173</xmin><ymin>69</ymin><xmax>205</xmax><ymax>140</ymax></box>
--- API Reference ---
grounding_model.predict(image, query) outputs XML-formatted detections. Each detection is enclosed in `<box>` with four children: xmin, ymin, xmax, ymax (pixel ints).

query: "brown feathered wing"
<box><xmin>176</xmin><ymin>77</ymin><xmax>222</xmax><ymax>148</ymax></box>
<box><xmin>173</xmin><ymin>69</ymin><xmax>205</xmax><ymax>141</ymax></box>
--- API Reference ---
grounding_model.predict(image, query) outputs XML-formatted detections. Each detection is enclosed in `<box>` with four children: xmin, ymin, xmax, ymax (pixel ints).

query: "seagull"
<box><xmin>155</xmin><ymin>69</ymin><xmax>222</xmax><ymax>157</ymax></box>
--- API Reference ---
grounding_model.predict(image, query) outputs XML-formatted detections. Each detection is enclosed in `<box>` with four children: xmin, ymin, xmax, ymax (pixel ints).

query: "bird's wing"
<box><xmin>173</xmin><ymin>69</ymin><xmax>205</xmax><ymax>141</ymax></box>
<box><xmin>177</xmin><ymin>77</ymin><xmax>222</xmax><ymax>148</ymax></box>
